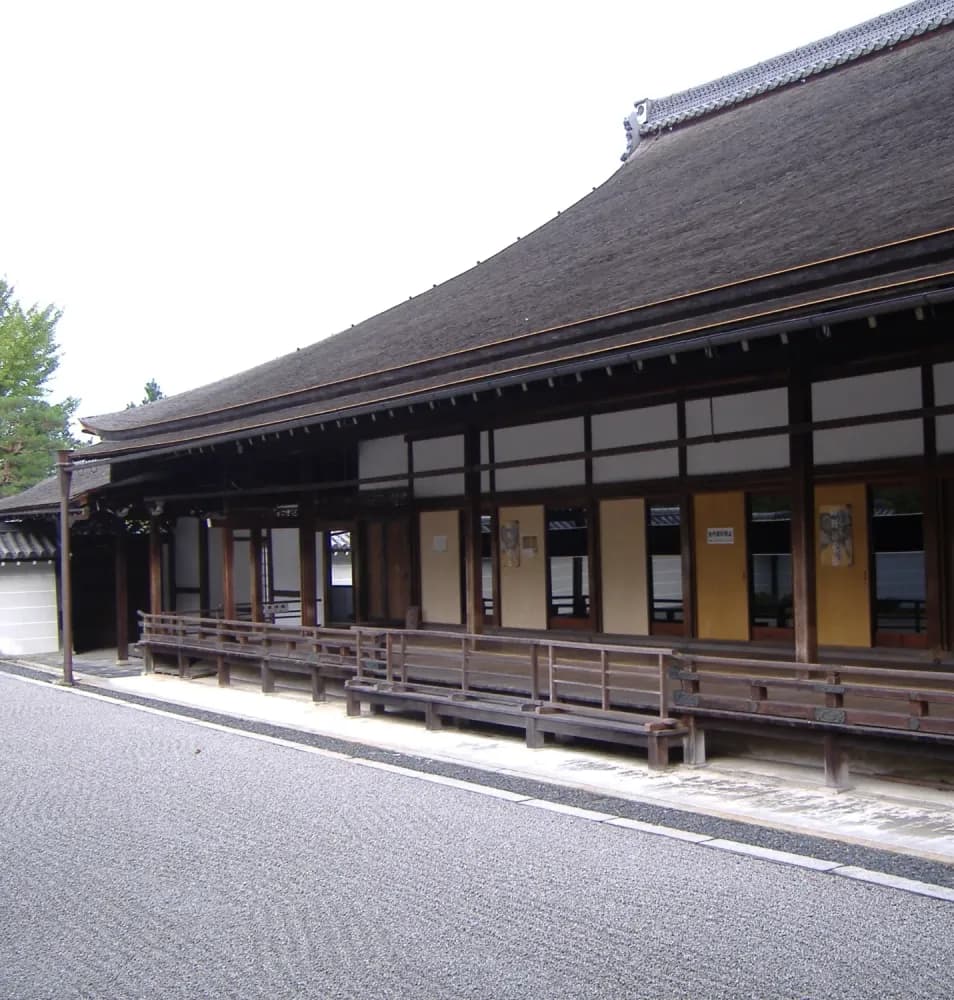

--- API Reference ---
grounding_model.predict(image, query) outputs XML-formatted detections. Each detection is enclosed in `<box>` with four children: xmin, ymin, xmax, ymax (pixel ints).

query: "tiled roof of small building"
<box><xmin>0</xmin><ymin>527</ymin><xmax>56</xmax><ymax>561</ymax></box>
<box><xmin>623</xmin><ymin>0</ymin><xmax>954</xmax><ymax>157</ymax></box>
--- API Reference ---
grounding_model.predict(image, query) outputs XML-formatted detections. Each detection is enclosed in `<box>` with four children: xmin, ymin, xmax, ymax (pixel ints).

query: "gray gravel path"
<box><xmin>3</xmin><ymin>672</ymin><xmax>954</xmax><ymax>999</ymax></box>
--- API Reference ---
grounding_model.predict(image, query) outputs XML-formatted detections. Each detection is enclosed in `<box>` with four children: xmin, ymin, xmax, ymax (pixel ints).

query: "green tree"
<box><xmin>126</xmin><ymin>378</ymin><xmax>164</xmax><ymax>409</ymax></box>
<box><xmin>0</xmin><ymin>280</ymin><xmax>79</xmax><ymax>496</ymax></box>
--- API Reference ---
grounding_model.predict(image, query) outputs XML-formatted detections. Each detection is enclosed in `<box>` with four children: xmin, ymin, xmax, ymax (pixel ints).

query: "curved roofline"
<box><xmin>81</xmin><ymin>223</ymin><xmax>954</xmax><ymax>441</ymax></box>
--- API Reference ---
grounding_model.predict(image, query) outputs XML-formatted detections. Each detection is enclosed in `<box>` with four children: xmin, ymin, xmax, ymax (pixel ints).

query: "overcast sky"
<box><xmin>1</xmin><ymin>0</ymin><xmax>899</xmax><ymax>429</ymax></box>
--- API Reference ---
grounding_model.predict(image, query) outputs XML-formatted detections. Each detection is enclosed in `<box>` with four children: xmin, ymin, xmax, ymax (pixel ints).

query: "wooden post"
<box><xmin>463</xmin><ymin>428</ymin><xmax>484</xmax><ymax>634</ymax></box>
<box><xmin>790</xmin><ymin>359</ymin><xmax>818</xmax><ymax>664</ymax></box>
<box><xmin>922</xmin><ymin>365</ymin><xmax>943</xmax><ymax>651</ymax></box>
<box><xmin>56</xmin><ymin>450</ymin><xmax>74</xmax><ymax>686</ymax></box>
<box><xmin>149</xmin><ymin>516</ymin><xmax>163</xmax><ymax>616</ymax></box>
<box><xmin>299</xmin><ymin>503</ymin><xmax>317</xmax><ymax>628</ymax></box>
<box><xmin>115</xmin><ymin>528</ymin><xmax>129</xmax><ymax>663</ymax></box>
<box><xmin>249</xmin><ymin>526</ymin><xmax>263</xmax><ymax>623</ymax></box>
<box><xmin>823</xmin><ymin>733</ymin><xmax>851</xmax><ymax>790</ymax></box>
<box><xmin>678</xmin><ymin>493</ymin><xmax>695</xmax><ymax>638</ymax></box>
<box><xmin>222</xmin><ymin>522</ymin><xmax>235</xmax><ymax>620</ymax></box>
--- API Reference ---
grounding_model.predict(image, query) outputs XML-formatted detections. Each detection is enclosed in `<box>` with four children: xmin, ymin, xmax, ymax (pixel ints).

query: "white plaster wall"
<box><xmin>814</xmin><ymin>421</ymin><xmax>923</xmax><ymax>464</ymax></box>
<box><xmin>593</xmin><ymin>449</ymin><xmax>679</xmax><ymax>484</ymax></box>
<box><xmin>271</xmin><ymin>528</ymin><xmax>300</xmax><ymax>592</ymax></box>
<box><xmin>359</xmin><ymin>435</ymin><xmax>408</xmax><ymax>490</ymax></box>
<box><xmin>0</xmin><ymin>562</ymin><xmax>58</xmax><ymax>655</ymax></box>
<box><xmin>686</xmin><ymin>387</ymin><xmax>787</xmax><ymax>436</ymax></box>
<box><xmin>208</xmin><ymin>526</ymin><xmax>224</xmax><ymax>610</ymax></box>
<box><xmin>413</xmin><ymin>435</ymin><xmax>465</xmax><ymax>497</ymax></box>
<box><xmin>174</xmin><ymin>517</ymin><xmax>200</xmax><ymax>588</ymax></box>
<box><xmin>494</xmin><ymin>417</ymin><xmax>585</xmax><ymax>491</ymax></box>
<box><xmin>592</xmin><ymin>403</ymin><xmax>677</xmax><ymax>448</ymax></box>
<box><xmin>480</xmin><ymin>430</ymin><xmax>490</xmax><ymax>493</ymax></box>
<box><xmin>934</xmin><ymin>361</ymin><xmax>954</xmax><ymax>454</ymax></box>
<box><xmin>233</xmin><ymin>534</ymin><xmax>252</xmax><ymax>606</ymax></box>
<box><xmin>688</xmin><ymin>436</ymin><xmax>790</xmax><ymax>475</ymax></box>
<box><xmin>812</xmin><ymin>367</ymin><xmax>921</xmax><ymax>421</ymax></box>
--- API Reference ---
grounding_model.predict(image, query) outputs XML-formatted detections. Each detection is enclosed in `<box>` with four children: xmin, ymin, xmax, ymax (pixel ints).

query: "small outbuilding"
<box><xmin>0</xmin><ymin>524</ymin><xmax>58</xmax><ymax>656</ymax></box>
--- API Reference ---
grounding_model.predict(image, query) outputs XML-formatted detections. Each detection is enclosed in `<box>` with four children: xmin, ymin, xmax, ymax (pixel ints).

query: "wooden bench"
<box><xmin>344</xmin><ymin>679</ymin><xmax>687</xmax><ymax>768</ymax></box>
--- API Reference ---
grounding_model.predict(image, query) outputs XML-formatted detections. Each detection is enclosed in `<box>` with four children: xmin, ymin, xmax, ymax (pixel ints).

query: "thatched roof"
<box><xmin>78</xmin><ymin>4</ymin><xmax>954</xmax><ymax>462</ymax></box>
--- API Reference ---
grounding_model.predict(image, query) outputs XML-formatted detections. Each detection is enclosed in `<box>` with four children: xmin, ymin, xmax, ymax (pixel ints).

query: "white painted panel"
<box><xmin>176</xmin><ymin>592</ymin><xmax>201</xmax><ymax>613</ymax></box>
<box><xmin>480</xmin><ymin>431</ymin><xmax>490</xmax><ymax>493</ymax></box>
<box><xmin>315</xmin><ymin>532</ymin><xmax>325</xmax><ymax>626</ymax></box>
<box><xmin>233</xmin><ymin>539</ymin><xmax>251</xmax><ymax>605</ymax></box>
<box><xmin>713</xmin><ymin>387</ymin><xmax>788</xmax><ymax>433</ymax></box>
<box><xmin>937</xmin><ymin>415</ymin><xmax>954</xmax><ymax>454</ymax></box>
<box><xmin>0</xmin><ymin>563</ymin><xmax>59</xmax><ymax>655</ymax></box>
<box><xmin>496</xmin><ymin>460</ymin><xmax>586</xmax><ymax>492</ymax></box>
<box><xmin>685</xmin><ymin>398</ymin><xmax>712</xmax><ymax>437</ymax></box>
<box><xmin>271</xmin><ymin>528</ymin><xmax>300</xmax><ymax>592</ymax></box>
<box><xmin>814</xmin><ymin>421</ymin><xmax>923</xmax><ymax>464</ymax></box>
<box><xmin>413</xmin><ymin>435</ymin><xmax>465</xmax><ymax>497</ymax></box>
<box><xmin>174</xmin><ymin>517</ymin><xmax>200</xmax><ymax>589</ymax></box>
<box><xmin>687</xmin><ymin>388</ymin><xmax>787</xmax><ymax>437</ymax></box>
<box><xmin>359</xmin><ymin>435</ymin><xmax>408</xmax><ymax>490</ymax></box>
<box><xmin>934</xmin><ymin>363</ymin><xmax>954</xmax><ymax>454</ymax></box>
<box><xmin>495</xmin><ymin>417</ymin><xmax>584</xmax><ymax>461</ymax></box>
<box><xmin>934</xmin><ymin>361</ymin><xmax>954</xmax><ymax>405</ymax></box>
<box><xmin>688</xmin><ymin>436</ymin><xmax>789</xmax><ymax>475</ymax></box>
<box><xmin>593</xmin><ymin>449</ymin><xmax>679</xmax><ymax>484</ymax></box>
<box><xmin>591</xmin><ymin>403</ymin><xmax>677</xmax><ymax>449</ymax></box>
<box><xmin>209</xmin><ymin>526</ymin><xmax>224</xmax><ymax>610</ymax></box>
<box><xmin>812</xmin><ymin>367</ymin><xmax>921</xmax><ymax>420</ymax></box>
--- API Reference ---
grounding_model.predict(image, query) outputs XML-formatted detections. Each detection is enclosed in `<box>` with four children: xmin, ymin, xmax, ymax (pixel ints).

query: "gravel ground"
<box><xmin>4</xmin><ymin>659</ymin><xmax>954</xmax><ymax>889</ymax></box>
<box><xmin>2</xmin><ymin>671</ymin><xmax>954</xmax><ymax>999</ymax></box>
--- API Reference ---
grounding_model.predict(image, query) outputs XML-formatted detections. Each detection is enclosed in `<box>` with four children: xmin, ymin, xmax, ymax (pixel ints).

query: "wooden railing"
<box><xmin>671</xmin><ymin>653</ymin><xmax>954</xmax><ymax>739</ymax></box>
<box><xmin>350</xmin><ymin>627</ymin><xmax>672</xmax><ymax>717</ymax></box>
<box><xmin>138</xmin><ymin>612</ymin><xmax>954</xmax><ymax>744</ymax></box>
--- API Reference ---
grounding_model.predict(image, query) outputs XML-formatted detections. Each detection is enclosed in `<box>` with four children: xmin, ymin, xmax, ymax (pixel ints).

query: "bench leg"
<box><xmin>345</xmin><ymin>690</ymin><xmax>363</xmax><ymax>718</ymax></box>
<box><xmin>144</xmin><ymin>649</ymin><xmax>154</xmax><ymax>674</ymax></box>
<box><xmin>311</xmin><ymin>671</ymin><xmax>326</xmax><ymax>703</ymax></box>
<box><xmin>647</xmin><ymin>733</ymin><xmax>671</xmax><ymax>770</ymax></box>
<box><xmin>425</xmin><ymin>704</ymin><xmax>443</xmax><ymax>731</ymax></box>
<box><xmin>823</xmin><ymin>733</ymin><xmax>852</xmax><ymax>790</ymax></box>
<box><xmin>217</xmin><ymin>656</ymin><xmax>230</xmax><ymax>687</ymax></box>
<box><xmin>525</xmin><ymin>717</ymin><xmax>544</xmax><ymax>749</ymax></box>
<box><xmin>369</xmin><ymin>703</ymin><xmax>387</xmax><ymax>716</ymax></box>
<box><xmin>682</xmin><ymin>717</ymin><xmax>706</xmax><ymax>767</ymax></box>
<box><xmin>177</xmin><ymin>649</ymin><xmax>185</xmax><ymax>679</ymax></box>
<box><xmin>261</xmin><ymin>661</ymin><xmax>275</xmax><ymax>694</ymax></box>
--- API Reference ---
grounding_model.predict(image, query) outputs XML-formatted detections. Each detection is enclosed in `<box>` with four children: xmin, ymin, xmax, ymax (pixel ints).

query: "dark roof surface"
<box><xmin>82</xmin><ymin>12</ymin><xmax>954</xmax><ymax>457</ymax></box>
<box><xmin>0</xmin><ymin>527</ymin><xmax>56</xmax><ymax>561</ymax></box>
<box><xmin>0</xmin><ymin>464</ymin><xmax>111</xmax><ymax>515</ymax></box>
<box><xmin>623</xmin><ymin>0</ymin><xmax>954</xmax><ymax>155</ymax></box>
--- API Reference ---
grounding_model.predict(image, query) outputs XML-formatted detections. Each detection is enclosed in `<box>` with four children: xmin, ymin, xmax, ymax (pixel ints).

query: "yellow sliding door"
<box><xmin>694</xmin><ymin>492</ymin><xmax>748</xmax><ymax>641</ymax></box>
<box><xmin>815</xmin><ymin>483</ymin><xmax>871</xmax><ymax>647</ymax></box>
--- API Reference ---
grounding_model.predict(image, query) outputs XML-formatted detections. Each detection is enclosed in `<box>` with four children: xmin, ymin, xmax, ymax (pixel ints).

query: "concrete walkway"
<box><xmin>11</xmin><ymin>649</ymin><xmax>954</xmax><ymax>866</ymax></box>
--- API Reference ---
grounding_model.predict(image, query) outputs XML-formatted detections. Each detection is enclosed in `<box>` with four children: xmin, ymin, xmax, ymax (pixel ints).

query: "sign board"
<box><xmin>706</xmin><ymin>527</ymin><xmax>735</xmax><ymax>545</ymax></box>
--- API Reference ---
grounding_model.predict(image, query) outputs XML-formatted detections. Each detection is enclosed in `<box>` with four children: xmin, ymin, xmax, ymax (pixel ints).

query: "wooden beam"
<box><xmin>922</xmin><ymin>364</ymin><xmax>944</xmax><ymax>651</ymax></box>
<box><xmin>115</xmin><ymin>529</ymin><xmax>129</xmax><ymax>663</ymax></box>
<box><xmin>790</xmin><ymin>361</ymin><xmax>818</xmax><ymax>663</ymax></box>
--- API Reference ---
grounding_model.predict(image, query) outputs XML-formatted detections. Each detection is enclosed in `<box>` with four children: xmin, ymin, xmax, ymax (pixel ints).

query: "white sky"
<box><xmin>1</xmin><ymin>0</ymin><xmax>899</xmax><ymax>428</ymax></box>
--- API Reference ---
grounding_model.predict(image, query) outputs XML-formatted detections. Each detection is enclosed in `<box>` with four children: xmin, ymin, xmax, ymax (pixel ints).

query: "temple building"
<box><xmin>4</xmin><ymin>1</ymin><xmax>954</xmax><ymax>782</ymax></box>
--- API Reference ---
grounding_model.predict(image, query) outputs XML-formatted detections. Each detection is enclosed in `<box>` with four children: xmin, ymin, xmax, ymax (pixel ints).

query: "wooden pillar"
<box><xmin>922</xmin><ymin>364</ymin><xmax>944</xmax><ymax>652</ymax></box>
<box><xmin>249</xmin><ymin>526</ymin><xmax>263</xmax><ymax>623</ymax></box>
<box><xmin>463</xmin><ymin>428</ymin><xmax>484</xmax><ymax>634</ymax></box>
<box><xmin>222</xmin><ymin>522</ymin><xmax>235</xmax><ymax>620</ymax></box>
<box><xmin>790</xmin><ymin>361</ymin><xmax>818</xmax><ymax>664</ymax></box>
<box><xmin>115</xmin><ymin>529</ymin><xmax>129</xmax><ymax>662</ymax></box>
<box><xmin>56</xmin><ymin>450</ymin><xmax>74</xmax><ymax>686</ymax></box>
<box><xmin>299</xmin><ymin>503</ymin><xmax>317</xmax><ymax>627</ymax></box>
<box><xmin>149</xmin><ymin>517</ymin><xmax>163</xmax><ymax>615</ymax></box>
<box><xmin>678</xmin><ymin>494</ymin><xmax>695</xmax><ymax>639</ymax></box>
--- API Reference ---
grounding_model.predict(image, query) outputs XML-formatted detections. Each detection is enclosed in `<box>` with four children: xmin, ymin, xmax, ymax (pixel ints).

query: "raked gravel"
<box><xmin>2</xmin><ymin>673</ymin><xmax>954</xmax><ymax>999</ymax></box>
